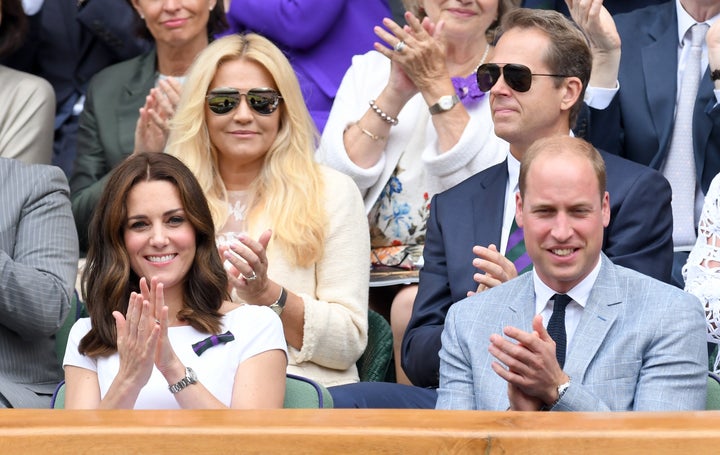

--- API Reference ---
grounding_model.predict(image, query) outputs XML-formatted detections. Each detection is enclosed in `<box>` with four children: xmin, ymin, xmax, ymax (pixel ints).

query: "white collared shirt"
<box><xmin>532</xmin><ymin>258</ymin><xmax>602</xmax><ymax>350</ymax></box>
<box><xmin>500</xmin><ymin>153</ymin><xmax>521</xmax><ymax>255</ymax></box>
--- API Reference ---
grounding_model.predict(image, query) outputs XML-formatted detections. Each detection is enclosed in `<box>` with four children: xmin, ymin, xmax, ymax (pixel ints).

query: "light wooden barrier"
<box><xmin>2</xmin><ymin>409</ymin><xmax>720</xmax><ymax>454</ymax></box>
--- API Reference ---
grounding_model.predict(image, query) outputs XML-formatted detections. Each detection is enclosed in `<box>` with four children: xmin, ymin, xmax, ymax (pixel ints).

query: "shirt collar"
<box><xmin>533</xmin><ymin>257</ymin><xmax>602</xmax><ymax>314</ymax></box>
<box><xmin>507</xmin><ymin>151</ymin><xmax>521</xmax><ymax>192</ymax></box>
<box><xmin>676</xmin><ymin>0</ymin><xmax>719</xmax><ymax>46</ymax></box>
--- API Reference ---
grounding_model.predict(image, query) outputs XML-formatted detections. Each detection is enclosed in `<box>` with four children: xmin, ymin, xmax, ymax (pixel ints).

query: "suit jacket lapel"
<box><xmin>694</xmin><ymin>69</ymin><xmax>715</xmax><ymax>187</ymax></box>
<box><xmin>641</xmin><ymin>4</ymin><xmax>678</xmax><ymax>168</ymax></box>
<box><xmin>472</xmin><ymin>160</ymin><xmax>507</xmax><ymax>248</ymax></box>
<box><xmin>565</xmin><ymin>254</ymin><xmax>622</xmax><ymax>377</ymax></box>
<box><xmin>497</xmin><ymin>273</ymin><xmax>536</xmax><ymax>336</ymax></box>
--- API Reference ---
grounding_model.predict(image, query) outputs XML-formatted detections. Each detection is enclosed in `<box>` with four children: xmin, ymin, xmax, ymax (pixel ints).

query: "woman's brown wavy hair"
<box><xmin>79</xmin><ymin>153</ymin><xmax>228</xmax><ymax>357</ymax></box>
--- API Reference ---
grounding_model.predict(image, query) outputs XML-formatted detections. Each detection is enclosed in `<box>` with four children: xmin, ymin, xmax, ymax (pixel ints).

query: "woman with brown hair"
<box><xmin>63</xmin><ymin>153</ymin><xmax>286</xmax><ymax>409</ymax></box>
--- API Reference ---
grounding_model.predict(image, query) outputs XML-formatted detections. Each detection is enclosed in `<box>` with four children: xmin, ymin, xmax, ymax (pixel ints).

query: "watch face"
<box><xmin>439</xmin><ymin>96</ymin><xmax>453</xmax><ymax>109</ymax></box>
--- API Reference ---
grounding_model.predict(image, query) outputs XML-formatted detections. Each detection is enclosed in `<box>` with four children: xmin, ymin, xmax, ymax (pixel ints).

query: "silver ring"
<box><xmin>244</xmin><ymin>270</ymin><xmax>258</xmax><ymax>282</ymax></box>
<box><xmin>394</xmin><ymin>40</ymin><xmax>406</xmax><ymax>53</ymax></box>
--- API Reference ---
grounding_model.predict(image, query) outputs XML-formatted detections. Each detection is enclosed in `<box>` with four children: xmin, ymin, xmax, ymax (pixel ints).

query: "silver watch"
<box><xmin>428</xmin><ymin>95</ymin><xmax>460</xmax><ymax>115</ymax></box>
<box><xmin>168</xmin><ymin>367</ymin><xmax>197</xmax><ymax>394</ymax></box>
<box><xmin>540</xmin><ymin>377</ymin><xmax>570</xmax><ymax>411</ymax></box>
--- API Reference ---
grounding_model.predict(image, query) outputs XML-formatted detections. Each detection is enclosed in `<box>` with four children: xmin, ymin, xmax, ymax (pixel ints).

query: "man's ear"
<box><xmin>560</xmin><ymin>77</ymin><xmax>583</xmax><ymax>114</ymax></box>
<box><xmin>601</xmin><ymin>191</ymin><xmax>610</xmax><ymax>228</ymax></box>
<box><xmin>515</xmin><ymin>192</ymin><xmax>524</xmax><ymax>228</ymax></box>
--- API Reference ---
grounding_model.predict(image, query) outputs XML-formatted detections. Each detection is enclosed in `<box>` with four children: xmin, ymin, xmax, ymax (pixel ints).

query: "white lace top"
<box><xmin>683</xmin><ymin>173</ymin><xmax>720</xmax><ymax>371</ymax></box>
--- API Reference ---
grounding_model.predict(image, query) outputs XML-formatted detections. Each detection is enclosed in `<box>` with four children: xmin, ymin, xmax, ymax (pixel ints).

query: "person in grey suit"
<box><xmin>437</xmin><ymin>135</ymin><xmax>708</xmax><ymax>411</ymax></box>
<box><xmin>0</xmin><ymin>157</ymin><xmax>79</xmax><ymax>408</ymax></box>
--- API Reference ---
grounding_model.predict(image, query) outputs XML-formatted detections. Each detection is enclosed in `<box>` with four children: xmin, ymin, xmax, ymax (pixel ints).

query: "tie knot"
<box><xmin>552</xmin><ymin>293</ymin><xmax>572</xmax><ymax>311</ymax></box>
<box><xmin>689</xmin><ymin>23</ymin><xmax>709</xmax><ymax>47</ymax></box>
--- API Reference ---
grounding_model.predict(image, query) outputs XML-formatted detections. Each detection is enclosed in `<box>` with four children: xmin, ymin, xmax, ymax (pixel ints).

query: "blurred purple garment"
<box><xmin>223</xmin><ymin>0</ymin><xmax>390</xmax><ymax>133</ymax></box>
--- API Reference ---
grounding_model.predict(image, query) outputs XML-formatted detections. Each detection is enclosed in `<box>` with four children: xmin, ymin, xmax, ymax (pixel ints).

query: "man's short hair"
<box><xmin>497</xmin><ymin>8</ymin><xmax>592</xmax><ymax>127</ymax></box>
<box><xmin>519</xmin><ymin>136</ymin><xmax>607</xmax><ymax>199</ymax></box>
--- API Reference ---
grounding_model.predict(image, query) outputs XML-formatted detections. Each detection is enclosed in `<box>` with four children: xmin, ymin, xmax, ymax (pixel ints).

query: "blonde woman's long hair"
<box><xmin>166</xmin><ymin>33</ymin><xmax>326</xmax><ymax>267</ymax></box>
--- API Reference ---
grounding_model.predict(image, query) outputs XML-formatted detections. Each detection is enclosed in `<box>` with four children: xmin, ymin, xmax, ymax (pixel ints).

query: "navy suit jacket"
<box><xmin>585</xmin><ymin>1</ymin><xmax>720</xmax><ymax>195</ymax></box>
<box><xmin>403</xmin><ymin>151</ymin><xmax>673</xmax><ymax>388</ymax></box>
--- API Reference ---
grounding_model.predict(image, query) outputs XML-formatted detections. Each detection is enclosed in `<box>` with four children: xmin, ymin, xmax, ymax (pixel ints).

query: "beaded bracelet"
<box><xmin>369</xmin><ymin>100</ymin><xmax>399</xmax><ymax>126</ymax></box>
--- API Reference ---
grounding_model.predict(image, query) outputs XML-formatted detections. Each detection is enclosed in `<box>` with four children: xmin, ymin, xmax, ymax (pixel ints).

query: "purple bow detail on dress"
<box><xmin>452</xmin><ymin>73</ymin><xmax>485</xmax><ymax>107</ymax></box>
<box><xmin>192</xmin><ymin>330</ymin><xmax>235</xmax><ymax>356</ymax></box>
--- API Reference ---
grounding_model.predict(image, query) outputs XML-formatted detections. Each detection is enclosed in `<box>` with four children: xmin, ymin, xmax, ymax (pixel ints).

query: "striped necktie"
<box><xmin>505</xmin><ymin>217</ymin><xmax>533</xmax><ymax>274</ymax></box>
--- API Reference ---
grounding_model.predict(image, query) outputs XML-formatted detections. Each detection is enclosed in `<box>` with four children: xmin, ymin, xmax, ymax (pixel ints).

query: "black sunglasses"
<box><xmin>206</xmin><ymin>87</ymin><xmax>282</xmax><ymax>115</ymax></box>
<box><xmin>476</xmin><ymin>63</ymin><xmax>572</xmax><ymax>93</ymax></box>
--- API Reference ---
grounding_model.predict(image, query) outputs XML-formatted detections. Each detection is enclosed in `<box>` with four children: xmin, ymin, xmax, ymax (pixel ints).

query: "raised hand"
<box><xmin>565</xmin><ymin>0</ymin><xmax>620</xmax><ymax>88</ymax></box>
<box><xmin>708</xmin><ymin>20</ymin><xmax>720</xmax><ymax>85</ymax></box>
<box><xmin>138</xmin><ymin>277</ymin><xmax>179</xmax><ymax>375</ymax></box>
<box><xmin>489</xmin><ymin>315</ymin><xmax>569</xmax><ymax>406</ymax></box>
<box><xmin>221</xmin><ymin>229</ymin><xmax>273</xmax><ymax>304</ymax></box>
<box><xmin>374</xmin><ymin>12</ymin><xmax>449</xmax><ymax>96</ymax></box>
<box><xmin>133</xmin><ymin>76</ymin><xmax>182</xmax><ymax>154</ymax></box>
<box><xmin>467</xmin><ymin>244</ymin><xmax>518</xmax><ymax>297</ymax></box>
<box><xmin>113</xmin><ymin>287</ymin><xmax>160</xmax><ymax>389</ymax></box>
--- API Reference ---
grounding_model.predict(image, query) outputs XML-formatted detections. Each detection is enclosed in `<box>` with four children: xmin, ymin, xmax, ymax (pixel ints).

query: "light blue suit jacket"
<box><xmin>437</xmin><ymin>254</ymin><xmax>708</xmax><ymax>411</ymax></box>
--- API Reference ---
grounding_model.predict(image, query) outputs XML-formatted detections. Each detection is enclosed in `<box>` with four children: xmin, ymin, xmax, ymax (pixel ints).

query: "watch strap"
<box><xmin>168</xmin><ymin>367</ymin><xmax>197</xmax><ymax>394</ymax></box>
<box><xmin>429</xmin><ymin>95</ymin><xmax>460</xmax><ymax>115</ymax></box>
<box><xmin>540</xmin><ymin>377</ymin><xmax>571</xmax><ymax>411</ymax></box>
<box><xmin>270</xmin><ymin>287</ymin><xmax>287</xmax><ymax>315</ymax></box>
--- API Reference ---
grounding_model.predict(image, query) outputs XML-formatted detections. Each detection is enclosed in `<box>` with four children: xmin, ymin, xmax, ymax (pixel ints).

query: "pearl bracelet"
<box><xmin>369</xmin><ymin>100</ymin><xmax>399</xmax><ymax>126</ymax></box>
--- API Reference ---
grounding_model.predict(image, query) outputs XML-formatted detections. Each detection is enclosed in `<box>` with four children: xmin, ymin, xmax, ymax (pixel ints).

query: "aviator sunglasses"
<box><xmin>206</xmin><ymin>87</ymin><xmax>283</xmax><ymax>115</ymax></box>
<box><xmin>476</xmin><ymin>63</ymin><xmax>572</xmax><ymax>93</ymax></box>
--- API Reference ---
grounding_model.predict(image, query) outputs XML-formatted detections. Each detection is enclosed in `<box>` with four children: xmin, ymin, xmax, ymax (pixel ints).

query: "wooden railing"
<box><xmin>2</xmin><ymin>409</ymin><xmax>720</xmax><ymax>453</ymax></box>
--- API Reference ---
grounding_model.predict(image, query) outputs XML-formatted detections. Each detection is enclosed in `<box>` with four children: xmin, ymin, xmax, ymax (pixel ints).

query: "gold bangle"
<box><xmin>355</xmin><ymin>122</ymin><xmax>385</xmax><ymax>141</ymax></box>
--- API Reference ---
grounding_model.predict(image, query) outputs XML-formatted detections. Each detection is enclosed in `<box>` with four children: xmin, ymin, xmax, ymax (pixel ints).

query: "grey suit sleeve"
<box><xmin>0</xmin><ymin>166</ymin><xmax>79</xmax><ymax>338</ymax></box>
<box><xmin>436</xmin><ymin>304</ymin><xmax>477</xmax><ymax>410</ymax></box>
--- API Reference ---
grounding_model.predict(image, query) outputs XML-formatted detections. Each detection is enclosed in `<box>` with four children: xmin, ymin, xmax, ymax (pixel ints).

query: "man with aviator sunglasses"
<box><xmin>404</xmin><ymin>8</ymin><xmax>674</xmax><ymax>392</ymax></box>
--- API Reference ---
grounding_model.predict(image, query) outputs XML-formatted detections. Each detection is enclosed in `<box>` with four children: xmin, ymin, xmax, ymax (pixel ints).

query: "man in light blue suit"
<box><xmin>437</xmin><ymin>135</ymin><xmax>707</xmax><ymax>411</ymax></box>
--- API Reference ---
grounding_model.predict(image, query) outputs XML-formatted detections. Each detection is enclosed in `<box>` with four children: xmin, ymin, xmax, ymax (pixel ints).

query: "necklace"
<box><xmin>474</xmin><ymin>43</ymin><xmax>491</xmax><ymax>73</ymax></box>
<box><xmin>451</xmin><ymin>43</ymin><xmax>492</xmax><ymax>106</ymax></box>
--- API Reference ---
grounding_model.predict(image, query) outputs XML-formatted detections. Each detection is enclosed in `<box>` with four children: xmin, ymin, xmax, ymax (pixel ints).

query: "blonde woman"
<box><xmin>166</xmin><ymin>34</ymin><xmax>369</xmax><ymax>387</ymax></box>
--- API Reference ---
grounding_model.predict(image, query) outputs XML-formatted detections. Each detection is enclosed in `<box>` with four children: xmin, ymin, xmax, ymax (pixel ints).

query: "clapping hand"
<box><xmin>113</xmin><ymin>277</ymin><xmax>162</xmax><ymax>388</ymax></box>
<box><xmin>373</xmin><ymin>11</ymin><xmax>448</xmax><ymax>100</ymax></box>
<box><xmin>221</xmin><ymin>229</ymin><xmax>273</xmax><ymax>304</ymax></box>
<box><xmin>133</xmin><ymin>76</ymin><xmax>182</xmax><ymax>154</ymax></box>
<box><xmin>467</xmin><ymin>244</ymin><xmax>518</xmax><ymax>297</ymax></box>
